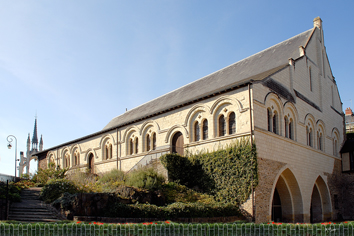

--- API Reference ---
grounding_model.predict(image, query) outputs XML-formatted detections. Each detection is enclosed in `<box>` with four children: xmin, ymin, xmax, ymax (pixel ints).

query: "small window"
<box><xmin>318</xmin><ymin>132</ymin><xmax>323</xmax><ymax>151</ymax></box>
<box><xmin>272</xmin><ymin>111</ymin><xmax>278</xmax><ymax>134</ymax></box>
<box><xmin>288</xmin><ymin>120</ymin><xmax>293</xmax><ymax>140</ymax></box>
<box><xmin>152</xmin><ymin>133</ymin><xmax>156</xmax><ymax>150</ymax></box>
<box><xmin>135</xmin><ymin>138</ymin><xmax>139</xmax><ymax>154</ymax></box>
<box><xmin>129</xmin><ymin>139</ymin><xmax>133</xmax><ymax>155</ymax></box>
<box><xmin>219</xmin><ymin>115</ymin><xmax>226</xmax><ymax>137</ymax></box>
<box><xmin>105</xmin><ymin>145</ymin><xmax>109</xmax><ymax>160</ymax></box>
<box><xmin>202</xmin><ymin>119</ymin><xmax>208</xmax><ymax>140</ymax></box>
<box><xmin>194</xmin><ymin>121</ymin><xmax>200</xmax><ymax>142</ymax></box>
<box><xmin>109</xmin><ymin>144</ymin><xmax>113</xmax><ymax>159</ymax></box>
<box><xmin>284</xmin><ymin>117</ymin><xmax>289</xmax><ymax>138</ymax></box>
<box><xmin>229</xmin><ymin>112</ymin><xmax>236</xmax><ymax>135</ymax></box>
<box><xmin>267</xmin><ymin>109</ymin><xmax>272</xmax><ymax>132</ymax></box>
<box><xmin>307</xmin><ymin>127</ymin><xmax>313</xmax><ymax>147</ymax></box>
<box><xmin>146</xmin><ymin>134</ymin><xmax>151</xmax><ymax>151</ymax></box>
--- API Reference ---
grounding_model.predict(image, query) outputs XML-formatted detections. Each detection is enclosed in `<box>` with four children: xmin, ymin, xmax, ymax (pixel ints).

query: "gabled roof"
<box><xmin>34</xmin><ymin>26</ymin><xmax>316</xmax><ymax>155</ymax></box>
<box><xmin>103</xmin><ymin>28</ymin><xmax>314</xmax><ymax>130</ymax></box>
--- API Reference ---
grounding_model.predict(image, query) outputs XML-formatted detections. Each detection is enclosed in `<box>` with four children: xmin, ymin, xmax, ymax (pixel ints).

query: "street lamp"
<box><xmin>7</xmin><ymin>135</ymin><xmax>18</xmax><ymax>178</ymax></box>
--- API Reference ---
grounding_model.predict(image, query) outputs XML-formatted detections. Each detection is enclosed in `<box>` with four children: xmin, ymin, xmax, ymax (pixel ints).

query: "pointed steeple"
<box><xmin>39</xmin><ymin>135</ymin><xmax>43</xmax><ymax>151</ymax></box>
<box><xmin>31</xmin><ymin>118</ymin><xmax>38</xmax><ymax>151</ymax></box>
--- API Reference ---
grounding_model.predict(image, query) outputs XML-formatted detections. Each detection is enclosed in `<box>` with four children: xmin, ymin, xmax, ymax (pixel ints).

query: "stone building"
<box><xmin>34</xmin><ymin>17</ymin><xmax>345</xmax><ymax>223</ymax></box>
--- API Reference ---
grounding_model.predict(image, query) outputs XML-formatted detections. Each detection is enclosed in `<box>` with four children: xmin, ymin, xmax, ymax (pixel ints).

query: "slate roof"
<box><xmin>103</xmin><ymin>28</ymin><xmax>314</xmax><ymax>131</ymax></box>
<box><xmin>34</xmin><ymin>27</ymin><xmax>315</xmax><ymax>154</ymax></box>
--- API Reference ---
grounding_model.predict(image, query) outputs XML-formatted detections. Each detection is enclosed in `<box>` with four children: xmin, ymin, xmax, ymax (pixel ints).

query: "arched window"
<box><xmin>194</xmin><ymin>121</ymin><xmax>200</xmax><ymax>142</ymax></box>
<box><xmin>109</xmin><ymin>144</ymin><xmax>113</xmax><ymax>159</ymax></box>
<box><xmin>317</xmin><ymin>132</ymin><xmax>323</xmax><ymax>151</ymax></box>
<box><xmin>288</xmin><ymin>119</ymin><xmax>294</xmax><ymax>140</ymax></box>
<box><xmin>64</xmin><ymin>153</ymin><xmax>70</xmax><ymax>168</ymax></box>
<box><xmin>152</xmin><ymin>133</ymin><xmax>156</xmax><ymax>150</ymax></box>
<box><xmin>333</xmin><ymin>138</ymin><xmax>338</xmax><ymax>157</ymax></box>
<box><xmin>307</xmin><ymin>127</ymin><xmax>313</xmax><ymax>147</ymax></box>
<box><xmin>105</xmin><ymin>145</ymin><xmax>109</xmax><ymax>160</ymax></box>
<box><xmin>129</xmin><ymin>139</ymin><xmax>133</xmax><ymax>155</ymax></box>
<box><xmin>135</xmin><ymin>138</ymin><xmax>139</xmax><ymax>154</ymax></box>
<box><xmin>267</xmin><ymin>108</ymin><xmax>272</xmax><ymax>132</ymax></box>
<box><xmin>272</xmin><ymin>111</ymin><xmax>278</xmax><ymax>134</ymax></box>
<box><xmin>74</xmin><ymin>150</ymin><xmax>80</xmax><ymax>166</ymax></box>
<box><xmin>219</xmin><ymin>115</ymin><xmax>226</xmax><ymax>137</ymax></box>
<box><xmin>229</xmin><ymin>112</ymin><xmax>236</xmax><ymax>135</ymax></box>
<box><xmin>284</xmin><ymin>117</ymin><xmax>289</xmax><ymax>138</ymax></box>
<box><xmin>146</xmin><ymin>134</ymin><xmax>151</xmax><ymax>151</ymax></box>
<box><xmin>202</xmin><ymin>119</ymin><xmax>208</xmax><ymax>140</ymax></box>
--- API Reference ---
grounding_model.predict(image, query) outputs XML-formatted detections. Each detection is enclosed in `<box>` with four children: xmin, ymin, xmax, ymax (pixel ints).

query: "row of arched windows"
<box><xmin>267</xmin><ymin>104</ymin><xmax>339</xmax><ymax>155</ymax></box>
<box><xmin>128</xmin><ymin>133</ymin><xmax>157</xmax><ymax>155</ymax></box>
<box><xmin>193</xmin><ymin>112</ymin><xmax>236</xmax><ymax>142</ymax></box>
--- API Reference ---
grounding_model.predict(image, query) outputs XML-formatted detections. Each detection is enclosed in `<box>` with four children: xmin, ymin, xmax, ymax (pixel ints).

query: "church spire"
<box><xmin>32</xmin><ymin>117</ymin><xmax>38</xmax><ymax>151</ymax></box>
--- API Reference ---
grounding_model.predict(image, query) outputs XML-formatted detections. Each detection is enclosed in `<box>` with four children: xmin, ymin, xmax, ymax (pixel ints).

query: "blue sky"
<box><xmin>0</xmin><ymin>0</ymin><xmax>353</xmax><ymax>176</ymax></box>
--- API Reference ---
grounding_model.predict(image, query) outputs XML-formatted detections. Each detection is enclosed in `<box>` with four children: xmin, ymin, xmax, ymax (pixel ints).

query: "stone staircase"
<box><xmin>8</xmin><ymin>187</ymin><xmax>64</xmax><ymax>222</ymax></box>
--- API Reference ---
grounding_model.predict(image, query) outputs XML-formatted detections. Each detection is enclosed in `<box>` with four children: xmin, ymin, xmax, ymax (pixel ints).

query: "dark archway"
<box><xmin>272</xmin><ymin>188</ymin><xmax>282</xmax><ymax>222</ymax></box>
<box><xmin>172</xmin><ymin>132</ymin><xmax>184</xmax><ymax>156</ymax></box>
<box><xmin>310</xmin><ymin>184</ymin><xmax>322</xmax><ymax>223</ymax></box>
<box><xmin>310</xmin><ymin>176</ymin><xmax>332</xmax><ymax>222</ymax></box>
<box><xmin>88</xmin><ymin>153</ymin><xmax>94</xmax><ymax>174</ymax></box>
<box><xmin>271</xmin><ymin>168</ymin><xmax>303</xmax><ymax>223</ymax></box>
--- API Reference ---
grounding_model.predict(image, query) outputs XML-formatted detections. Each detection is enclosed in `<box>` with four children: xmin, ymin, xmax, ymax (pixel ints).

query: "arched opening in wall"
<box><xmin>88</xmin><ymin>153</ymin><xmax>94</xmax><ymax>174</ymax></box>
<box><xmin>172</xmin><ymin>132</ymin><xmax>184</xmax><ymax>156</ymax></box>
<box><xmin>310</xmin><ymin>176</ymin><xmax>332</xmax><ymax>222</ymax></box>
<box><xmin>272</xmin><ymin>188</ymin><xmax>282</xmax><ymax>222</ymax></box>
<box><xmin>310</xmin><ymin>184</ymin><xmax>322</xmax><ymax>223</ymax></box>
<box><xmin>271</xmin><ymin>169</ymin><xmax>303</xmax><ymax>223</ymax></box>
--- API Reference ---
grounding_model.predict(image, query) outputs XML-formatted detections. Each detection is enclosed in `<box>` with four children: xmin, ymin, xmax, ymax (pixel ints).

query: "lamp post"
<box><xmin>7</xmin><ymin>135</ymin><xmax>18</xmax><ymax>178</ymax></box>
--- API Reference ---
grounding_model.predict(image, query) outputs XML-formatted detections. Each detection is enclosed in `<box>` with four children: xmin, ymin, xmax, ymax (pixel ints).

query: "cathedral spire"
<box><xmin>32</xmin><ymin>117</ymin><xmax>38</xmax><ymax>151</ymax></box>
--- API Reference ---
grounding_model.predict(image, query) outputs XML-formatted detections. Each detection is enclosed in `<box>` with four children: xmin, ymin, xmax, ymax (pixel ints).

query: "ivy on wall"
<box><xmin>160</xmin><ymin>139</ymin><xmax>258</xmax><ymax>205</ymax></box>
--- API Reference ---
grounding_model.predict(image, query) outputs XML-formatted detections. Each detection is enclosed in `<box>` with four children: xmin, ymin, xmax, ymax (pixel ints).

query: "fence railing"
<box><xmin>0</xmin><ymin>222</ymin><xmax>353</xmax><ymax>236</ymax></box>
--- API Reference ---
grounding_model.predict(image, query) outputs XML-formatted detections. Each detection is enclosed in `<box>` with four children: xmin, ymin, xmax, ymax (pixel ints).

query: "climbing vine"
<box><xmin>160</xmin><ymin>138</ymin><xmax>258</xmax><ymax>205</ymax></box>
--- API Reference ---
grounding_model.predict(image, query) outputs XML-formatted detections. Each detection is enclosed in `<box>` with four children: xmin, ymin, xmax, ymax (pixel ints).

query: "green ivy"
<box><xmin>160</xmin><ymin>138</ymin><xmax>258</xmax><ymax>205</ymax></box>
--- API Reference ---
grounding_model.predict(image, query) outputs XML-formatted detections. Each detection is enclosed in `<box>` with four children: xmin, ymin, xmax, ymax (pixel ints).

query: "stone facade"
<box><xmin>36</xmin><ymin>17</ymin><xmax>346</xmax><ymax>223</ymax></box>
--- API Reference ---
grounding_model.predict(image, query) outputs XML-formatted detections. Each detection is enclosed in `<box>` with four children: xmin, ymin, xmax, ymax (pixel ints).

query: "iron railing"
<box><xmin>0</xmin><ymin>222</ymin><xmax>353</xmax><ymax>236</ymax></box>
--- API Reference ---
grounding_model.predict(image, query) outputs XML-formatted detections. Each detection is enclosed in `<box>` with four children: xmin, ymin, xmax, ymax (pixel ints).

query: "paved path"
<box><xmin>8</xmin><ymin>187</ymin><xmax>63</xmax><ymax>222</ymax></box>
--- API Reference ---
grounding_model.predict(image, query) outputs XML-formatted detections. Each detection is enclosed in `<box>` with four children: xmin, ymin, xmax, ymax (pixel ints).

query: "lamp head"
<box><xmin>7</xmin><ymin>143</ymin><xmax>12</xmax><ymax>149</ymax></box>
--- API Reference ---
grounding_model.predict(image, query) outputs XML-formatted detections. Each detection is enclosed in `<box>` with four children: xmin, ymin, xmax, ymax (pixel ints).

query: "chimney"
<box><xmin>313</xmin><ymin>17</ymin><xmax>322</xmax><ymax>29</ymax></box>
<box><xmin>345</xmin><ymin>107</ymin><xmax>353</xmax><ymax>116</ymax></box>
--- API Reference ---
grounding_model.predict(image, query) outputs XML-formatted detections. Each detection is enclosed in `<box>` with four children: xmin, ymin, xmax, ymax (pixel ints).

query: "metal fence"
<box><xmin>0</xmin><ymin>222</ymin><xmax>353</xmax><ymax>236</ymax></box>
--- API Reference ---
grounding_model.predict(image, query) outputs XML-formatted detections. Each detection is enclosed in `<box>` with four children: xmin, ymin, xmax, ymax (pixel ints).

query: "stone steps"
<box><xmin>8</xmin><ymin>187</ymin><xmax>63</xmax><ymax>222</ymax></box>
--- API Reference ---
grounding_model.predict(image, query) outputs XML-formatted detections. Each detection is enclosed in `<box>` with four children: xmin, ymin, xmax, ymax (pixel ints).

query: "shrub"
<box><xmin>40</xmin><ymin>179</ymin><xmax>79</xmax><ymax>203</ymax></box>
<box><xmin>65</xmin><ymin>171</ymin><xmax>100</xmax><ymax>193</ymax></box>
<box><xmin>105</xmin><ymin>201</ymin><xmax>241</xmax><ymax>218</ymax></box>
<box><xmin>98</xmin><ymin>169</ymin><xmax>125</xmax><ymax>183</ymax></box>
<box><xmin>125</xmin><ymin>168</ymin><xmax>165</xmax><ymax>191</ymax></box>
<box><xmin>0</xmin><ymin>182</ymin><xmax>21</xmax><ymax>202</ymax></box>
<box><xmin>32</xmin><ymin>162</ymin><xmax>68</xmax><ymax>185</ymax></box>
